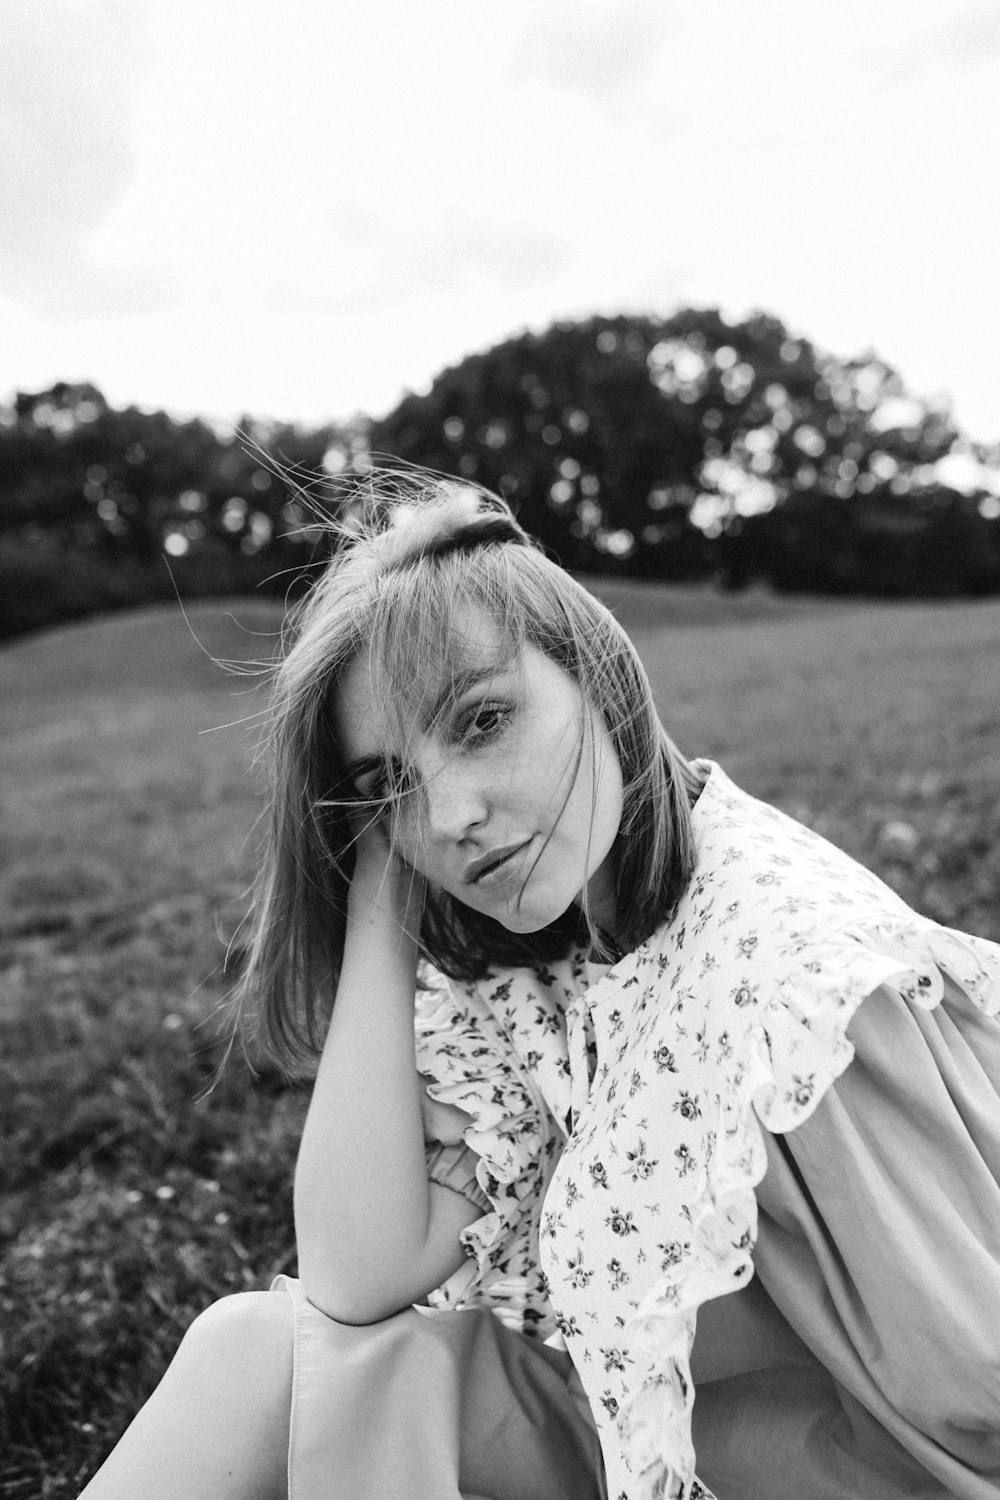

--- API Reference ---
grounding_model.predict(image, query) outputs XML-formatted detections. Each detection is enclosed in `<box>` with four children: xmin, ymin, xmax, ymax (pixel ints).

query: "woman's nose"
<box><xmin>421</xmin><ymin>754</ymin><xmax>488</xmax><ymax>840</ymax></box>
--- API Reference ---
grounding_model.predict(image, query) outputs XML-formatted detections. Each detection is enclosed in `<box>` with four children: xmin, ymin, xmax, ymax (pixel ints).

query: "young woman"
<box><xmin>80</xmin><ymin>480</ymin><xmax>1000</xmax><ymax>1500</ymax></box>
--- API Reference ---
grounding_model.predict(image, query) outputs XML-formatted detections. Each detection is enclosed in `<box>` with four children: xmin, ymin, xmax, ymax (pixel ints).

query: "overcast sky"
<box><xmin>2</xmin><ymin>0</ymin><xmax>999</xmax><ymax>444</ymax></box>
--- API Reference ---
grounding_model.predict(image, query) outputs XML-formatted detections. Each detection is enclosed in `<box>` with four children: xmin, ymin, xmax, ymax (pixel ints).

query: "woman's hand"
<box><xmin>347</xmin><ymin>806</ymin><xmax>426</xmax><ymax>944</ymax></box>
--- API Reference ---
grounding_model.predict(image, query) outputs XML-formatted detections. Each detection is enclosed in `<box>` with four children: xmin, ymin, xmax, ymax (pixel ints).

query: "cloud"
<box><xmin>0</xmin><ymin>0</ymin><xmax>169</xmax><ymax>317</ymax></box>
<box><xmin>509</xmin><ymin>0</ymin><xmax>685</xmax><ymax>106</ymax></box>
<box><xmin>881</xmin><ymin>0</ymin><xmax>1000</xmax><ymax>84</ymax></box>
<box><xmin>326</xmin><ymin>211</ymin><xmax>575</xmax><ymax>314</ymax></box>
<box><xmin>937</xmin><ymin>0</ymin><xmax>1000</xmax><ymax>66</ymax></box>
<box><xmin>409</xmin><ymin>217</ymin><xmax>573</xmax><ymax>291</ymax></box>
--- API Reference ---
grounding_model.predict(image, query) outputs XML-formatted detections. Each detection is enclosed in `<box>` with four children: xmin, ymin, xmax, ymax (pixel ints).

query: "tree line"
<box><xmin>2</xmin><ymin>308</ymin><xmax>999</xmax><ymax>641</ymax></box>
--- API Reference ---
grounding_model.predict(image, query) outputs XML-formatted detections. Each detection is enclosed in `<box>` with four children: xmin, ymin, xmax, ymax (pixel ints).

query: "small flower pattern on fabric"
<box><xmin>413</xmin><ymin>762</ymin><xmax>1000</xmax><ymax>1500</ymax></box>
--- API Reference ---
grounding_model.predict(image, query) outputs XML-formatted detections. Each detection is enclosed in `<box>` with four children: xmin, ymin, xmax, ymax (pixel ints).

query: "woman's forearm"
<box><xmin>293</xmin><ymin>861</ymin><xmax>476</xmax><ymax>1323</ymax></box>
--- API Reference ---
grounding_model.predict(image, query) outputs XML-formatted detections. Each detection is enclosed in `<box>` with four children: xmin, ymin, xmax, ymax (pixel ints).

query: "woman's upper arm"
<box><xmin>753</xmin><ymin>978</ymin><xmax>1000</xmax><ymax>1465</ymax></box>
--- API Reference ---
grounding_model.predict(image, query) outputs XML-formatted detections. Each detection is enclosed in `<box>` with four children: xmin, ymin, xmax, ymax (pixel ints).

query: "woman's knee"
<box><xmin>75</xmin><ymin>1293</ymin><xmax>294</xmax><ymax>1500</ymax></box>
<box><xmin>178</xmin><ymin>1290</ymin><xmax>294</xmax><ymax>1390</ymax></box>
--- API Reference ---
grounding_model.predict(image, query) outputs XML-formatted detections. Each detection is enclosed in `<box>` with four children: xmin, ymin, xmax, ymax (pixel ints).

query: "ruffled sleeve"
<box><xmin>615</xmin><ymin>917</ymin><xmax>1000</xmax><ymax>1500</ymax></box>
<box><xmin>424</xmin><ymin>1140</ymin><xmax>493</xmax><ymax>1215</ymax></box>
<box><xmin>414</xmin><ymin>969</ymin><xmax>562</xmax><ymax>1337</ymax></box>
<box><xmin>751</xmin><ymin>916</ymin><xmax>1000</xmax><ymax>1132</ymax></box>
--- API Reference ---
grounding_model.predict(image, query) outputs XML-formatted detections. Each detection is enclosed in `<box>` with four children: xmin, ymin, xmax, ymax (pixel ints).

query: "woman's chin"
<box><xmin>493</xmin><ymin>910</ymin><xmax>551</xmax><ymax>935</ymax></box>
<box><xmin>491</xmin><ymin>895</ymin><xmax>577</xmax><ymax>935</ymax></box>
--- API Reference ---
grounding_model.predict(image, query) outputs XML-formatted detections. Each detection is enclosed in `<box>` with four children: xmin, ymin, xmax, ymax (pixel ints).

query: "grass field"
<box><xmin>1</xmin><ymin>585</ymin><xmax>999</xmax><ymax>1497</ymax></box>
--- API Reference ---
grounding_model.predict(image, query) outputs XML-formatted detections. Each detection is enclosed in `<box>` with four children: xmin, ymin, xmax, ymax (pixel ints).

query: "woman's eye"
<box><xmin>354</xmin><ymin>758</ymin><xmax>415</xmax><ymax>808</ymax></box>
<box><xmin>463</xmin><ymin>701</ymin><xmax>511</xmax><ymax>742</ymax></box>
<box><xmin>344</xmin><ymin>784</ymin><xmax>386</xmax><ymax>821</ymax></box>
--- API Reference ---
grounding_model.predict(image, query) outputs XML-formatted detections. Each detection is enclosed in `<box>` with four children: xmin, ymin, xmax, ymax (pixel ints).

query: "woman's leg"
<box><xmin>77</xmin><ymin>1290</ymin><xmax>293</xmax><ymax>1500</ymax></box>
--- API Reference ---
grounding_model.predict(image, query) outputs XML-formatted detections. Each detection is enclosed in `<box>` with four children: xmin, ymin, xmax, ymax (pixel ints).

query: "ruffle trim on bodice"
<box><xmin>616</xmin><ymin>917</ymin><xmax>1000</xmax><ymax>1500</ymax></box>
<box><xmin>414</xmin><ymin>976</ymin><xmax>560</xmax><ymax>1337</ymax></box>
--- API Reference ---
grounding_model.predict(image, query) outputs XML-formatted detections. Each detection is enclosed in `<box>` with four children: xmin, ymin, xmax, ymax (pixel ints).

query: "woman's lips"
<box><xmin>466</xmin><ymin>839</ymin><xmax>532</xmax><ymax>886</ymax></box>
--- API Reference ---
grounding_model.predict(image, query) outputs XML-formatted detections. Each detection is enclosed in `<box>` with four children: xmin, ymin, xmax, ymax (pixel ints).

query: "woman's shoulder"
<box><xmin>687</xmin><ymin>761</ymin><xmax>915</xmax><ymax>931</ymax></box>
<box><xmin>670</xmin><ymin>762</ymin><xmax>1000</xmax><ymax>1128</ymax></box>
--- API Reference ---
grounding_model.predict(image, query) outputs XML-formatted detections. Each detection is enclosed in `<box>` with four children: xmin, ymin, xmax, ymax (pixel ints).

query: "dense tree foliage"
<box><xmin>371</xmin><ymin>310</ymin><xmax>1000</xmax><ymax>593</ymax></box>
<box><xmin>2</xmin><ymin>308</ymin><xmax>999</xmax><ymax>642</ymax></box>
<box><xmin>0</xmin><ymin>383</ymin><xmax>360</xmax><ymax>639</ymax></box>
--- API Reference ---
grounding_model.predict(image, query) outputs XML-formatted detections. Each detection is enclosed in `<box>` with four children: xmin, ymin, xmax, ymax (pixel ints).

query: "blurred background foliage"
<box><xmin>2</xmin><ymin>306</ymin><xmax>1000</xmax><ymax>643</ymax></box>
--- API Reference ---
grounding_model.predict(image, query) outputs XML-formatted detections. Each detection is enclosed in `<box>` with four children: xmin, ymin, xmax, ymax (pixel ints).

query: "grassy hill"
<box><xmin>2</xmin><ymin>589</ymin><xmax>999</xmax><ymax>1496</ymax></box>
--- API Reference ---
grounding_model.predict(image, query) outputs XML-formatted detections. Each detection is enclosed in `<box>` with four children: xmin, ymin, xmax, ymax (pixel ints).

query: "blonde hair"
<box><xmin>238</xmin><ymin>475</ymin><xmax>699</xmax><ymax>1075</ymax></box>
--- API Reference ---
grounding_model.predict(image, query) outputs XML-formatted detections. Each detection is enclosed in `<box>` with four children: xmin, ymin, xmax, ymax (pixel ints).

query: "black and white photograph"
<box><xmin>2</xmin><ymin>3</ymin><xmax>1000</xmax><ymax>1497</ymax></box>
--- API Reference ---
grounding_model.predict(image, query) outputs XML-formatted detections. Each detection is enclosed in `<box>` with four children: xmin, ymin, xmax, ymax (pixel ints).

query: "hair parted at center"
<box><xmin>238</xmin><ymin>473</ymin><xmax>700</xmax><ymax>1076</ymax></box>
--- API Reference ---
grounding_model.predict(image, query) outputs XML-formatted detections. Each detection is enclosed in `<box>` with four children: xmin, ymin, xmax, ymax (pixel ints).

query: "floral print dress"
<box><xmin>413</xmin><ymin>762</ymin><xmax>1000</xmax><ymax>1500</ymax></box>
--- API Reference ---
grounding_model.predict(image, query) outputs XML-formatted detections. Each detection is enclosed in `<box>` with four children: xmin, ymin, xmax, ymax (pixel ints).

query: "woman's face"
<box><xmin>335</xmin><ymin>613</ymin><xmax>624</xmax><ymax>936</ymax></box>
